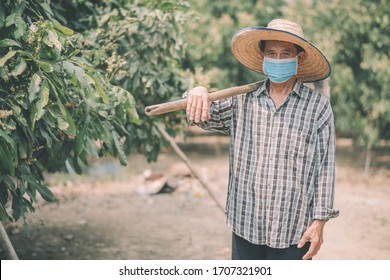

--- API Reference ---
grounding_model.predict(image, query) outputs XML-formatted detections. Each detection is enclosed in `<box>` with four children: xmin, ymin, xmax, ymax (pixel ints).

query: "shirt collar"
<box><xmin>253</xmin><ymin>79</ymin><xmax>304</xmax><ymax>98</ymax></box>
<box><xmin>252</xmin><ymin>80</ymin><xmax>269</xmax><ymax>97</ymax></box>
<box><xmin>292</xmin><ymin>79</ymin><xmax>303</xmax><ymax>97</ymax></box>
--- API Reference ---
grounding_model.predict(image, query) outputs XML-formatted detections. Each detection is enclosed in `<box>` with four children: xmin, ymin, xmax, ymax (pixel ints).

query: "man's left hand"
<box><xmin>297</xmin><ymin>220</ymin><xmax>326</xmax><ymax>260</ymax></box>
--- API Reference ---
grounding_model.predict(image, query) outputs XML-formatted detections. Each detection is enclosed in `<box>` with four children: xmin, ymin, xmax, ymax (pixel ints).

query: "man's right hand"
<box><xmin>186</xmin><ymin>86</ymin><xmax>211</xmax><ymax>124</ymax></box>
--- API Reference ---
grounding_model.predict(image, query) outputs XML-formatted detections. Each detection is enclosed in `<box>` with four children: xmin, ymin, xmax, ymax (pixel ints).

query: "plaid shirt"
<box><xmin>194</xmin><ymin>79</ymin><xmax>339</xmax><ymax>248</ymax></box>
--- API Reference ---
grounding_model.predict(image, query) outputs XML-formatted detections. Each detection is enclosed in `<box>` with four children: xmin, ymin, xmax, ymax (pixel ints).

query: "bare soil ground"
<box><xmin>1</xmin><ymin>135</ymin><xmax>390</xmax><ymax>260</ymax></box>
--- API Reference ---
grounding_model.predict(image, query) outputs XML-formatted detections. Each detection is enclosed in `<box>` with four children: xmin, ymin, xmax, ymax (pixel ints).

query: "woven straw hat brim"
<box><xmin>231</xmin><ymin>26</ymin><xmax>331</xmax><ymax>83</ymax></box>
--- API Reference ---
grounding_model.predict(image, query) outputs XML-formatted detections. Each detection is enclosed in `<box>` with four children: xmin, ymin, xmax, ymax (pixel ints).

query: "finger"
<box><xmin>194</xmin><ymin>96</ymin><xmax>203</xmax><ymax>123</ymax></box>
<box><xmin>201</xmin><ymin>95</ymin><xmax>210</xmax><ymax>122</ymax></box>
<box><xmin>302</xmin><ymin>241</ymin><xmax>321</xmax><ymax>260</ymax></box>
<box><xmin>302</xmin><ymin>242</ymin><xmax>316</xmax><ymax>260</ymax></box>
<box><xmin>186</xmin><ymin>94</ymin><xmax>193</xmax><ymax>118</ymax></box>
<box><xmin>189</xmin><ymin>96</ymin><xmax>198</xmax><ymax>122</ymax></box>
<box><xmin>297</xmin><ymin>235</ymin><xmax>308</xmax><ymax>248</ymax></box>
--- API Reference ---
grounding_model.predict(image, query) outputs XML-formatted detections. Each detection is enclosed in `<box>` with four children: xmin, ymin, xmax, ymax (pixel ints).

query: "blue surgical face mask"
<box><xmin>263</xmin><ymin>56</ymin><xmax>298</xmax><ymax>83</ymax></box>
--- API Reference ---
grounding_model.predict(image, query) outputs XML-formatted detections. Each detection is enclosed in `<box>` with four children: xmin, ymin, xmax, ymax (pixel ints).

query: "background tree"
<box><xmin>0</xmin><ymin>0</ymin><xmax>191</xmax><ymax>229</ymax></box>
<box><xmin>50</xmin><ymin>0</ymin><xmax>192</xmax><ymax>161</ymax></box>
<box><xmin>185</xmin><ymin>0</ymin><xmax>286</xmax><ymax>90</ymax></box>
<box><xmin>286</xmin><ymin>0</ymin><xmax>390</xmax><ymax>173</ymax></box>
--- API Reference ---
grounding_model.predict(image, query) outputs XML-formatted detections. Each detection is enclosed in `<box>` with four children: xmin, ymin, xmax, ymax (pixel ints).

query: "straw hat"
<box><xmin>231</xmin><ymin>19</ymin><xmax>331</xmax><ymax>83</ymax></box>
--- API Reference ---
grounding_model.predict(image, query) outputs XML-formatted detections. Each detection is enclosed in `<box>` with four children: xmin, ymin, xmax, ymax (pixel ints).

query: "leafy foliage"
<box><xmin>185</xmin><ymin>0</ymin><xmax>286</xmax><ymax>90</ymax></box>
<box><xmin>299</xmin><ymin>0</ymin><xmax>390</xmax><ymax>148</ymax></box>
<box><xmin>0</xmin><ymin>0</ymin><xmax>190</xmax><ymax>227</ymax></box>
<box><xmin>50</xmin><ymin>0</ymin><xmax>191</xmax><ymax>161</ymax></box>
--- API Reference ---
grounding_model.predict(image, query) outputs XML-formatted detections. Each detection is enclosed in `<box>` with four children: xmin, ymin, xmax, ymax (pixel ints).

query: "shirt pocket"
<box><xmin>285</xmin><ymin>126</ymin><xmax>315</xmax><ymax>159</ymax></box>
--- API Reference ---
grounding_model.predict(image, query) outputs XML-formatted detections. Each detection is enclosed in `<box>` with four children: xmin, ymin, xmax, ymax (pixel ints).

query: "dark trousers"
<box><xmin>232</xmin><ymin>232</ymin><xmax>311</xmax><ymax>260</ymax></box>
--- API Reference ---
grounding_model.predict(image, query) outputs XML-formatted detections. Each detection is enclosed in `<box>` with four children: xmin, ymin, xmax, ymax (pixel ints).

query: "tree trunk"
<box><xmin>0</xmin><ymin>222</ymin><xmax>19</xmax><ymax>260</ymax></box>
<box><xmin>364</xmin><ymin>145</ymin><xmax>372</xmax><ymax>176</ymax></box>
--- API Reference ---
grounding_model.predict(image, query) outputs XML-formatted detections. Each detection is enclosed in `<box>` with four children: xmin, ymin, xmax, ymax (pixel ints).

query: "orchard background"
<box><xmin>0</xmin><ymin>0</ymin><xmax>389</xmax><ymax>260</ymax></box>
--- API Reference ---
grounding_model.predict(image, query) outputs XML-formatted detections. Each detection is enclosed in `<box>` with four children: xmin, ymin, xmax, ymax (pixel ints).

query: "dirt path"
<box><xmin>1</xmin><ymin>139</ymin><xmax>390</xmax><ymax>260</ymax></box>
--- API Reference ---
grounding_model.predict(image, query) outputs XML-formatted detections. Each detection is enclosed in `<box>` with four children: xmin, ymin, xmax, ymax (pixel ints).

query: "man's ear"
<box><xmin>297</xmin><ymin>51</ymin><xmax>306</xmax><ymax>65</ymax></box>
<box><xmin>258</xmin><ymin>41</ymin><xmax>265</xmax><ymax>58</ymax></box>
<box><xmin>259</xmin><ymin>49</ymin><xmax>265</xmax><ymax>58</ymax></box>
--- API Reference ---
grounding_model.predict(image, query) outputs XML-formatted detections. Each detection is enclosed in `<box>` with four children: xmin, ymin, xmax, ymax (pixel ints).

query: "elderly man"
<box><xmin>185</xmin><ymin>19</ymin><xmax>339</xmax><ymax>260</ymax></box>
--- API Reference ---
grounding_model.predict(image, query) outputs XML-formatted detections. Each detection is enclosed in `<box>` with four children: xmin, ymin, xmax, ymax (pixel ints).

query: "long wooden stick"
<box><xmin>145</xmin><ymin>81</ymin><xmax>263</xmax><ymax>116</ymax></box>
<box><xmin>156</xmin><ymin>124</ymin><xmax>225</xmax><ymax>213</ymax></box>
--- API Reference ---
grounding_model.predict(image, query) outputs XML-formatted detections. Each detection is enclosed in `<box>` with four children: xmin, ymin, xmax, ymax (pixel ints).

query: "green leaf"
<box><xmin>112</xmin><ymin>131</ymin><xmax>127</xmax><ymax>166</ymax></box>
<box><xmin>52</xmin><ymin>19</ymin><xmax>75</xmax><ymax>35</ymax></box>
<box><xmin>12</xmin><ymin>103</ymin><xmax>28</xmax><ymax>126</ymax></box>
<box><xmin>73</xmin><ymin>156</ymin><xmax>83</xmax><ymax>175</ymax></box>
<box><xmin>1</xmin><ymin>175</ymin><xmax>16</xmax><ymax>194</ymax></box>
<box><xmin>53</xmin><ymin>92</ymin><xmax>68</xmax><ymax>117</ymax></box>
<box><xmin>62</xmin><ymin>60</ymin><xmax>75</xmax><ymax>74</ymax></box>
<box><xmin>20</xmin><ymin>50</ymin><xmax>54</xmax><ymax>71</ymax></box>
<box><xmin>29</xmin><ymin>103</ymin><xmax>38</xmax><ymax>130</ymax></box>
<box><xmin>75</xmin><ymin>118</ymin><xmax>88</xmax><ymax>155</ymax></box>
<box><xmin>36</xmin><ymin>79</ymin><xmax>50</xmax><ymax>120</ymax></box>
<box><xmin>63</xmin><ymin>109</ymin><xmax>76</xmax><ymax>138</ymax></box>
<box><xmin>0</xmin><ymin>38</ymin><xmax>21</xmax><ymax>48</ymax></box>
<box><xmin>47</xmin><ymin>48</ymin><xmax>61</xmax><ymax>61</ymax></box>
<box><xmin>160</xmin><ymin>2</ymin><xmax>174</xmax><ymax>9</ymax></box>
<box><xmin>39</xmin><ymin>130</ymin><xmax>53</xmax><ymax>148</ymax></box>
<box><xmin>88</xmin><ymin>73</ymin><xmax>109</xmax><ymax>103</ymax></box>
<box><xmin>0</xmin><ymin>68</ymin><xmax>9</xmax><ymax>81</ymax></box>
<box><xmin>0</xmin><ymin>130</ymin><xmax>14</xmax><ymax>146</ymax></box>
<box><xmin>57</xmin><ymin>25</ymin><xmax>75</xmax><ymax>35</ymax></box>
<box><xmin>0</xmin><ymin>9</ymin><xmax>5</xmax><ymax>28</ymax></box>
<box><xmin>66</xmin><ymin>62</ymin><xmax>92</xmax><ymax>89</ymax></box>
<box><xmin>17</xmin><ymin>133</ymin><xmax>28</xmax><ymax>159</ymax></box>
<box><xmin>23</xmin><ymin>197</ymin><xmax>35</xmax><ymax>213</ymax></box>
<box><xmin>77</xmin><ymin>66</ymin><xmax>94</xmax><ymax>89</ymax></box>
<box><xmin>0</xmin><ymin>139</ymin><xmax>14</xmax><ymax>176</ymax></box>
<box><xmin>0</xmin><ymin>181</ymin><xmax>9</xmax><ymax>206</ymax></box>
<box><xmin>0</xmin><ymin>51</ymin><xmax>17</xmax><ymax>67</ymax></box>
<box><xmin>43</xmin><ymin>29</ymin><xmax>62</xmax><ymax>51</ymax></box>
<box><xmin>48</xmin><ymin>105</ymin><xmax>76</xmax><ymax>138</ymax></box>
<box><xmin>14</xmin><ymin>15</ymin><xmax>26</xmax><ymax>39</ymax></box>
<box><xmin>48</xmin><ymin>106</ymin><xmax>68</xmax><ymax>131</ymax></box>
<box><xmin>36</xmin><ymin>184</ymin><xmax>56</xmax><ymax>202</ymax></box>
<box><xmin>28</xmin><ymin>73</ymin><xmax>42</xmax><ymax>102</ymax></box>
<box><xmin>39</xmin><ymin>3</ymin><xmax>54</xmax><ymax>17</ymax></box>
<box><xmin>11</xmin><ymin>194</ymin><xmax>22</xmax><ymax>221</ymax></box>
<box><xmin>85</xmin><ymin>138</ymin><xmax>99</xmax><ymax>158</ymax></box>
<box><xmin>37</xmin><ymin>60</ymin><xmax>54</xmax><ymax>73</ymax></box>
<box><xmin>10</xmin><ymin>57</ymin><xmax>27</xmax><ymax>77</ymax></box>
<box><xmin>5</xmin><ymin>13</ymin><xmax>17</xmax><ymax>27</ymax></box>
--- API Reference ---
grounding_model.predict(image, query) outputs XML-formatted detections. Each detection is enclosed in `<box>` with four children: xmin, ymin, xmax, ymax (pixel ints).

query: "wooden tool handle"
<box><xmin>144</xmin><ymin>81</ymin><xmax>263</xmax><ymax>116</ymax></box>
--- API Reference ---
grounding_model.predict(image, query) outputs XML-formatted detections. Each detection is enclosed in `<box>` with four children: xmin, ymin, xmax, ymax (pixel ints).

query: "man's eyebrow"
<box><xmin>265</xmin><ymin>47</ymin><xmax>295</xmax><ymax>52</ymax></box>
